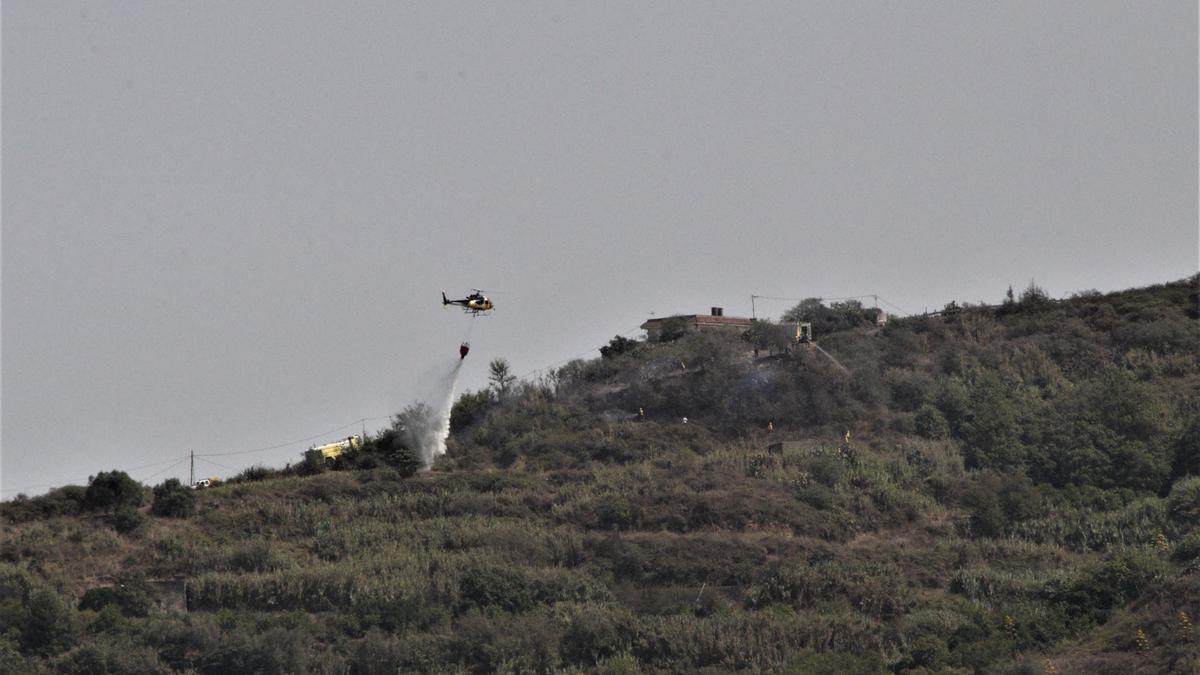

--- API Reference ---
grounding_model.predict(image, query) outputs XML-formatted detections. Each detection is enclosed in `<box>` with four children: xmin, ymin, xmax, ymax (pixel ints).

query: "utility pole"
<box><xmin>189</xmin><ymin>451</ymin><xmax>194</xmax><ymax>487</ymax></box>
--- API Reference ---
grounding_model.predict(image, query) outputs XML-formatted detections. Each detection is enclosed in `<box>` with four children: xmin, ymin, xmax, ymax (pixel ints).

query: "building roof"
<box><xmin>641</xmin><ymin>315</ymin><xmax>754</xmax><ymax>329</ymax></box>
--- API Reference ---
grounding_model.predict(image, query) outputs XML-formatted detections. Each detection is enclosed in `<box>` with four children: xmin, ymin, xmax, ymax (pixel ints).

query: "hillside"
<box><xmin>3</xmin><ymin>278</ymin><xmax>1198</xmax><ymax>674</ymax></box>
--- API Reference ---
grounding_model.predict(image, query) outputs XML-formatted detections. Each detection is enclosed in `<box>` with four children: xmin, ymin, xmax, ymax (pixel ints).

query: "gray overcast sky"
<box><xmin>2</xmin><ymin>2</ymin><xmax>1196</xmax><ymax>496</ymax></box>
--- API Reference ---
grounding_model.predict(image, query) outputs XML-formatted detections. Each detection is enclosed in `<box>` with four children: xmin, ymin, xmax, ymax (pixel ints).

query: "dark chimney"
<box><xmin>711</xmin><ymin>307</ymin><xmax>723</xmax><ymax>317</ymax></box>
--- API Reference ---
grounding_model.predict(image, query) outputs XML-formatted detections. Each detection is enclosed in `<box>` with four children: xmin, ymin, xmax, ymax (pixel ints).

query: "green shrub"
<box><xmin>78</xmin><ymin>581</ymin><xmax>156</xmax><ymax>617</ymax></box>
<box><xmin>198</xmin><ymin>627</ymin><xmax>308</xmax><ymax>675</ymax></box>
<box><xmin>1010</xmin><ymin>496</ymin><xmax>1166</xmax><ymax>551</ymax></box>
<box><xmin>1</xmin><ymin>485</ymin><xmax>87</xmax><ymax>523</ymax></box>
<box><xmin>84</xmin><ymin>471</ymin><xmax>144</xmax><ymax>512</ymax></box>
<box><xmin>349</xmin><ymin>593</ymin><xmax>425</xmax><ymax>634</ymax></box>
<box><xmin>228</xmin><ymin>540</ymin><xmax>292</xmax><ymax>573</ymax></box>
<box><xmin>632</xmin><ymin>610</ymin><xmax>888</xmax><ymax>669</ymax></box>
<box><xmin>654</xmin><ymin>316</ymin><xmax>691</xmax><ymax>343</ymax></box>
<box><xmin>958</xmin><ymin>372</ymin><xmax>1027</xmax><ymax>471</ymax></box>
<box><xmin>451</xmin><ymin>609</ymin><xmax>564</xmax><ymax>673</ymax></box>
<box><xmin>369</xmin><ymin>428</ymin><xmax>421</xmax><ymax>476</ymax></box>
<box><xmin>349</xmin><ymin>629</ymin><xmax>406</xmax><ymax>674</ymax></box>
<box><xmin>19</xmin><ymin>587</ymin><xmax>77</xmax><ymax>656</ymax></box>
<box><xmin>231</xmin><ymin>465</ymin><xmax>273</xmax><ymax>483</ymax></box>
<box><xmin>1174</xmin><ymin>418</ymin><xmax>1200</xmax><ymax>478</ymax></box>
<box><xmin>561</xmin><ymin>605</ymin><xmax>636</xmax><ymax>666</ymax></box>
<box><xmin>450</xmin><ymin>389</ymin><xmax>493</xmax><ymax>432</ymax></box>
<box><xmin>388</xmin><ymin>445</ymin><xmax>421</xmax><ymax>478</ymax></box>
<box><xmin>54</xmin><ymin>640</ymin><xmax>171</xmax><ymax>674</ymax></box>
<box><xmin>745</xmin><ymin>558</ymin><xmax>906</xmax><ymax>620</ymax></box>
<box><xmin>1167</xmin><ymin>476</ymin><xmax>1200</xmax><ymax>526</ymax></box>
<box><xmin>782</xmin><ymin>650</ymin><xmax>887</xmax><ymax>674</ymax></box>
<box><xmin>299</xmin><ymin>449</ymin><xmax>327</xmax><ymax>476</ymax></box>
<box><xmin>457</xmin><ymin>564</ymin><xmax>609</xmax><ymax>613</ymax></box>
<box><xmin>903</xmin><ymin>634</ymin><xmax>950</xmax><ymax>670</ymax></box>
<box><xmin>600</xmin><ymin>335</ymin><xmax>640</xmax><ymax>359</ymax></box>
<box><xmin>1173</xmin><ymin>531</ymin><xmax>1200</xmax><ymax>562</ymax></box>
<box><xmin>914</xmin><ymin>404</ymin><xmax>950</xmax><ymax>440</ymax></box>
<box><xmin>110</xmin><ymin>505</ymin><xmax>145</xmax><ymax>534</ymax></box>
<box><xmin>151</xmin><ymin>478</ymin><xmax>195</xmax><ymax>518</ymax></box>
<box><xmin>784</xmin><ymin>298</ymin><xmax>876</xmax><ymax>336</ymax></box>
<box><xmin>1043</xmin><ymin>546</ymin><xmax>1168</xmax><ymax>629</ymax></box>
<box><xmin>0</xmin><ymin>564</ymin><xmax>34</xmax><ymax>603</ymax></box>
<box><xmin>959</xmin><ymin>472</ymin><xmax>1046</xmax><ymax>538</ymax></box>
<box><xmin>886</xmin><ymin>370</ymin><xmax>934</xmax><ymax>411</ymax></box>
<box><xmin>457</xmin><ymin>564</ymin><xmax>539</xmax><ymax>613</ymax></box>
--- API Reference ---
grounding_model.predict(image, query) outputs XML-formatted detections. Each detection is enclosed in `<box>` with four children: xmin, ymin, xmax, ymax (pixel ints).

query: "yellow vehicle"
<box><xmin>311</xmin><ymin>435</ymin><xmax>363</xmax><ymax>460</ymax></box>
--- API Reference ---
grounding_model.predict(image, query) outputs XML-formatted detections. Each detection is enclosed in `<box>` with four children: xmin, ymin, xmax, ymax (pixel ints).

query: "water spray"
<box><xmin>402</xmin><ymin>358</ymin><xmax>464</xmax><ymax>471</ymax></box>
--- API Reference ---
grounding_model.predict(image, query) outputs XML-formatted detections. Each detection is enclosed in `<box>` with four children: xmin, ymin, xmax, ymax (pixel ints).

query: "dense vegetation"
<box><xmin>3</xmin><ymin>277</ymin><xmax>1197</xmax><ymax>673</ymax></box>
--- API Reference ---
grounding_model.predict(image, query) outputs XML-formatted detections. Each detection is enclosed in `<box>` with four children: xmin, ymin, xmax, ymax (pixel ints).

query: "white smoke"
<box><xmin>400</xmin><ymin>359</ymin><xmax>464</xmax><ymax>469</ymax></box>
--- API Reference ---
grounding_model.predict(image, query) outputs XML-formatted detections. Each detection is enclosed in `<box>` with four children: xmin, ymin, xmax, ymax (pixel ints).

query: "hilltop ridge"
<box><xmin>2</xmin><ymin>277</ymin><xmax>1198</xmax><ymax>673</ymax></box>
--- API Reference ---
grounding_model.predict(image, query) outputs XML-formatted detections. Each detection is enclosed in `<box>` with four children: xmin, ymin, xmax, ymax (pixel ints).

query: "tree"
<box><xmin>959</xmin><ymin>372</ymin><xmax>1026</xmax><ymax>471</ymax></box>
<box><xmin>1174</xmin><ymin>418</ymin><xmax>1200</xmax><ymax>478</ymax></box>
<box><xmin>151</xmin><ymin>478</ymin><xmax>195</xmax><ymax>518</ymax></box>
<box><xmin>599</xmin><ymin>335</ymin><xmax>638</xmax><ymax>359</ymax></box>
<box><xmin>84</xmin><ymin>471</ymin><xmax>144</xmax><ymax>512</ymax></box>
<box><xmin>450</xmin><ymin>389</ymin><xmax>493</xmax><ymax>433</ymax></box>
<box><xmin>489</xmin><ymin>358</ymin><xmax>517</xmax><ymax>397</ymax></box>
<box><xmin>655</xmin><ymin>316</ymin><xmax>690</xmax><ymax>343</ymax></box>
<box><xmin>110</xmin><ymin>506</ymin><xmax>145</xmax><ymax>534</ymax></box>
<box><xmin>1019</xmin><ymin>280</ymin><xmax>1050</xmax><ymax>305</ymax></box>
<box><xmin>299</xmin><ymin>449</ymin><xmax>327</xmax><ymax>476</ymax></box>
<box><xmin>1167</xmin><ymin>476</ymin><xmax>1200</xmax><ymax>527</ymax></box>
<box><xmin>1094</xmin><ymin>366</ymin><xmax>1174</xmax><ymax>440</ymax></box>
<box><xmin>389</xmin><ymin>445</ymin><xmax>421</xmax><ymax>478</ymax></box>
<box><xmin>782</xmin><ymin>298</ymin><xmax>825</xmax><ymax>324</ymax></box>
<box><xmin>20</xmin><ymin>588</ymin><xmax>76</xmax><ymax>656</ymax></box>
<box><xmin>742</xmin><ymin>321</ymin><xmax>794</xmax><ymax>355</ymax></box>
<box><xmin>829</xmin><ymin>300</ymin><xmax>868</xmax><ymax>327</ymax></box>
<box><xmin>914</xmin><ymin>404</ymin><xmax>950</xmax><ymax>440</ymax></box>
<box><xmin>781</xmin><ymin>298</ymin><xmax>870</xmax><ymax>335</ymax></box>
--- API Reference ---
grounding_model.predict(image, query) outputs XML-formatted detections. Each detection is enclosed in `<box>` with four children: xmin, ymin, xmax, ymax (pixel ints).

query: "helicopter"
<box><xmin>442</xmin><ymin>289</ymin><xmax>494</xmax><ymax>315</ymax></box>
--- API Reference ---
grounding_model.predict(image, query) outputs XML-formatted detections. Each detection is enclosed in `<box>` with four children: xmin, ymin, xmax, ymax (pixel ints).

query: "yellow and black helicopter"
<box><xmin>442</xmin><ymin>289</ymin><xmax>494</xmax><ymax>316</ymax></box>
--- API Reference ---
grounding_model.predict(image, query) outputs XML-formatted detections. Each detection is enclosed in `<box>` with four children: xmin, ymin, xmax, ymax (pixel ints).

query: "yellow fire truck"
<box><xmin>310</xmin><ymin>435</ymin><xmax>363</xmax><ymax>460</ymax></box>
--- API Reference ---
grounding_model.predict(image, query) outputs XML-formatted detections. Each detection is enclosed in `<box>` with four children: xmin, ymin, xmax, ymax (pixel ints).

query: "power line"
<box><xmin>0</xmin><ymin>453</ymin><xmax>191</xmax><ymax>497</ymax></box>
<box><xmin>194</xmin><ymin>456</ymin><xmax>236</xmax><ymax>472</ymax></box>
<box><xmin>195</xmin><ymin>420</ymin><xmax>380</xmax><ymax>458</ymax></box>
<box><xmin>752</xmin><ymin>293</ymin><xmax>879</xmax><ymax>304</ymax></box>
<box><xmin>1</xmin><ymin>414</ymin><xmax>397</xmax><ymax>498</ymax></box>
<box><xmin>138</xmin><ymin>457</ymin><xmax>190</xmax><ymax>484</ymax></box>
<box><xmin>876</xmin><ymin>296</ymin><xmax>911</xmax><ymax>316</ymax></box>
<box><xmin>751</xmin><ymin>292</ymin><xmax>911</xmax><ymax>318</ymax></box>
